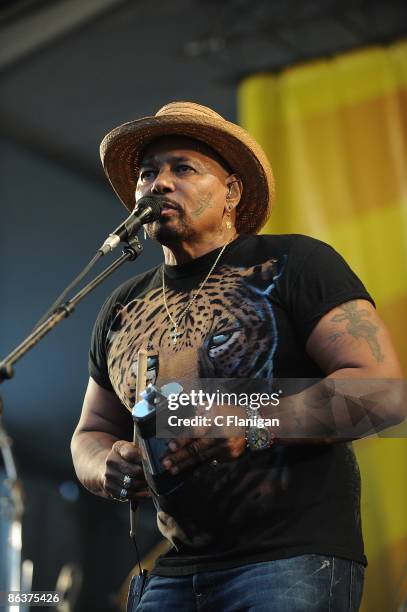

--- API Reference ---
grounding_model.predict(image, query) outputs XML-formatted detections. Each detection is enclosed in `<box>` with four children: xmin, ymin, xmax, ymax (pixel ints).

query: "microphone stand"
<box><xmin>0</xmin><ymin>237</ymin><xmax>143</xmax><ymax>605</ymax></box>
<box><xmin>0</xmin><ymin>395</ymin><xmax>24</xmax><ymax>604</ymax></box>
<box><xmin>0</xmin><ymin>241</ymin><xmax>142</xmax><ymax>383</ymax></box>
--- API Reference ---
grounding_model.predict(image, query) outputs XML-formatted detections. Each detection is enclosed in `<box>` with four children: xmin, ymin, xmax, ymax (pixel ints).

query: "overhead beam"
<box><xmin>0</xmin><ymin>0</ymin><xmax>125</xmax><ymax>71</ymax></box>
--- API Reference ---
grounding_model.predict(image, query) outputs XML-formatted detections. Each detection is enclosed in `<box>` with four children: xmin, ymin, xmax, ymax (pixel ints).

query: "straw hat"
<box><xmin>100</xmin><ymin>101</ymin><xmax>275</xmax><ymax>234</ymax></box>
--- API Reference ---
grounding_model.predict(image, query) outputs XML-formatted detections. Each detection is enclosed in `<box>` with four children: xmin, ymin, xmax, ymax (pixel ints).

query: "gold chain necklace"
<box><xmin>162</xmin><ymin>240</ymin><xmax>232</xmax><ymax>346</ymax></box>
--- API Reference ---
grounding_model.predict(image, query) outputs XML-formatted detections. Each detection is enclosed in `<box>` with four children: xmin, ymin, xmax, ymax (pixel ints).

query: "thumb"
<box><xmin>112</xmin><ymin>440</ymin><xmax>139</xmax><ymax>462</ymax></box>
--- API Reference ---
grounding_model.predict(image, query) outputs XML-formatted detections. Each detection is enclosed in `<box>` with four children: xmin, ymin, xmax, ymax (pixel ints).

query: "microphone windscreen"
<box><xmin>135</xmin><ymin>196</ymin><xmax>163</xmax><ymax>216</ymax></box>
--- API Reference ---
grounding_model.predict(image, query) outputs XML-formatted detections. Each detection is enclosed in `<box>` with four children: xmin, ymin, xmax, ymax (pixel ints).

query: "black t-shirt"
<box><xmin>89</xmin><ymin>234</ymin><xmax>373</xmax><ymax>575</ymax></box>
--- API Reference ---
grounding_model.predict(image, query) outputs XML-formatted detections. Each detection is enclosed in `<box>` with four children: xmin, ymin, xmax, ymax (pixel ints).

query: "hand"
<box><xmin>102</xmin><ymin>440</ymin><xmax>151</xmax><ymax>502</ymax></box>
<box><xmin>161</xmin><ymin>436</ymin><xmax>247</xmax><ymax>475</ymax></box>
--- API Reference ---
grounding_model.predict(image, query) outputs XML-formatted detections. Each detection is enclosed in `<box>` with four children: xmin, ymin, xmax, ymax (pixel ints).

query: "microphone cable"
<box><xmin>31</xmin><ymin>196</ymin><xmax>162</xmax><ymax>331</ymax></box>
<box><xmin>31</xmin><ymin>251</ymin><xmax>103</xmax><ymax>331</ymax></box>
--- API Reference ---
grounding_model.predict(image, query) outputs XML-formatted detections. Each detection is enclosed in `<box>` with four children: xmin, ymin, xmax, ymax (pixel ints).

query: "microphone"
<box><xmin>98</xmin><ymin>196</ymin><xmax>163</xmax><ymax>255</ymax></box>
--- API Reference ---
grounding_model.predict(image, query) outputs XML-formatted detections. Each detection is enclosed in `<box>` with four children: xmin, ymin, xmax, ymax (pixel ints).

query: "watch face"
<box><xmin>247</xmin><ymin>426</ymin><xmax>270</xmax><ymax>451</ymax></box>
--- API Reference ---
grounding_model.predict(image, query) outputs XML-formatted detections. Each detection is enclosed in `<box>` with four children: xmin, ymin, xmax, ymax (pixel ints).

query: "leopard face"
<box><xmin>106</xmin><ymin>259</ymin><xmax>281</xmax><ymax>410</ymax></box>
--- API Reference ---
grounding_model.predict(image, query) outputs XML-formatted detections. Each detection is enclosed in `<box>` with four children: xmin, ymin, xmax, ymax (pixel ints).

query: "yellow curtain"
<box><xmin>238</xmin><ymin>39</ymin><xmax>407</xmax><ymax>611</ymax></box>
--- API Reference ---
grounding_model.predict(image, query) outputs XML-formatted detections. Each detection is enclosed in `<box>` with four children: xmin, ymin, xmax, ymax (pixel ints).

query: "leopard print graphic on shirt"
<box><xmin>105</xmin><ymin>258</ymin><xmax>283</xmax><ymax>547</ymax></box>
<box><xmin>106</xmin><ymin>259</ymin><xmax>280</xmax><ymax>408</ymax></box>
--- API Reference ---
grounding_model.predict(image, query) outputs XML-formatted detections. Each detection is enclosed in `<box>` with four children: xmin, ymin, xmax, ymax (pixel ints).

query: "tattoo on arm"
<box><xmin>330</xmin><ymin>301</ymin><xmax>384</xmax><ymax>362</ymax></box>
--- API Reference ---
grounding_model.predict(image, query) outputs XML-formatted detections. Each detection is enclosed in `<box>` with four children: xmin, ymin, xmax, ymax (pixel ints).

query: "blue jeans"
<box><xmin>135</xmin><ymin>555</ymin><xmax>364</xmax><ymax>611</ymax></box>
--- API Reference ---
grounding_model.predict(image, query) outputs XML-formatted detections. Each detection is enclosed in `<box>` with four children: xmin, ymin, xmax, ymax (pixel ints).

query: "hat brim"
<box><xmin>100</xmin><ymin>113</ymin><xmax>274</xmax><ymax>234</ymax></box>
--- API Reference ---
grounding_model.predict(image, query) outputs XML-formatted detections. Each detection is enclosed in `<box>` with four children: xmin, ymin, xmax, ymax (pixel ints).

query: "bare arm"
<box><xmin>71</xmin><ymin>378</ymin><xmax>149</xmax><ymax>500</ymax></box>
<box><xmin>306</xmin><ymin>299</ymin><xmax>402</xmax><ymax>378</ymax></box>
<box><xmin>272</xmin><ymin>299</ymin><xmax>405</xmax><ymax>440</ymax></box>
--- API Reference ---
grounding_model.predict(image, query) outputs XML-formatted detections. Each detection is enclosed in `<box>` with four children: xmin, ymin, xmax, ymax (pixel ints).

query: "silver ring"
<box><xmin>119</xmin><ymin>488</ymin><xmax>128</xmax><ymax>501</ymax></box>
<box><xmin>123</xmin><ymin>475</ymin><xmax>132</xmax><ymax>489</ymax></box>
<box><xmin>211</xmin><ymin>459</ymin><xmax>219</xmax><ymax>468</ymax></box>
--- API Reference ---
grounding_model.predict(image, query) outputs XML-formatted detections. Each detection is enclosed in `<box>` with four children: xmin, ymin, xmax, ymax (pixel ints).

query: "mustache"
<box><xmin>155</xmin><ymin>197</ymin><xmax>182</xmax><ymax>211</ymax></box>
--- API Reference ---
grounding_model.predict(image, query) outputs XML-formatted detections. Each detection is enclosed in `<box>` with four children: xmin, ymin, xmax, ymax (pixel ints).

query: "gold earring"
<box><xmin>225</xmin><ymin>209</ymin><xmax>232</xmax><ymax>230</ymax></box>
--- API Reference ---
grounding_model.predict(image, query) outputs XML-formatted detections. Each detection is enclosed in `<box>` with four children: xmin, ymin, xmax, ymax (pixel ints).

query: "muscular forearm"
<box><xmin>73</xmin><ymin>379</ymin><xmax>149</xmax><ymax>502</ymax></box>
<box><xmin>71</xmin><ymin>430</ymin><xmax>118</xmax><ymax>497</ymax></box>
<box><xmin>262</xmin><ymin>368</ymin><xmax>406</xmax><ymax>443</ymax></box>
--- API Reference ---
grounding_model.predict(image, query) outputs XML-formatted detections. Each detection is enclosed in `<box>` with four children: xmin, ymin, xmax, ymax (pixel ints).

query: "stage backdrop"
<box><xmin>238</xmin><ymin>39</ymin><xmax>407</xmax><ymax>611</ymax></box>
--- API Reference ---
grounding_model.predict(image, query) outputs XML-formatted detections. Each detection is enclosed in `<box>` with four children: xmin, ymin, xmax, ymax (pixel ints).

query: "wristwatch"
<box><xmin>245</xmin><ymin>407</ymin><xmax>274</xmax><ymax>451</ymax></box>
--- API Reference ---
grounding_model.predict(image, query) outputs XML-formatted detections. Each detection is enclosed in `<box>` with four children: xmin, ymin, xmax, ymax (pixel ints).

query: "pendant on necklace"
<box><xmin>171</xmin><ymin>325</ymin><xmax>183</xmax><ymax>345</ymax></box>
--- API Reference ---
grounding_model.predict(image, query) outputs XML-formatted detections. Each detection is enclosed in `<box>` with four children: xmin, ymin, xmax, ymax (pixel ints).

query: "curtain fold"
<box><xmin>238</xmin><ymin>39</ymin><xmax>407</xmax><ymax>611</ymax></box>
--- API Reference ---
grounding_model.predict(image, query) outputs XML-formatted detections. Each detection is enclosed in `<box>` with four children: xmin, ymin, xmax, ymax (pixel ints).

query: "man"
<box><xmin>71</xmin><ymin>102</ymin><xmax>404</xmax><ymax>611</ymax></box>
